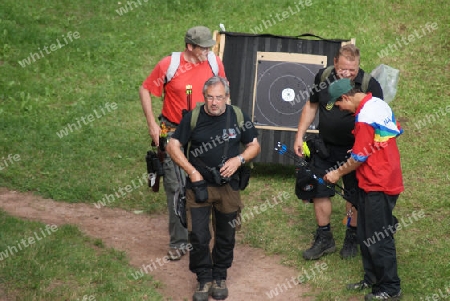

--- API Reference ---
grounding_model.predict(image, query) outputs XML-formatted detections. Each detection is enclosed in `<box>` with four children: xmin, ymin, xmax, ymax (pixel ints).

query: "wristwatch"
<box><xmin>238</xmin><ymin>154</ymin><xmax>245</xmax><ymax>165</ymax></box>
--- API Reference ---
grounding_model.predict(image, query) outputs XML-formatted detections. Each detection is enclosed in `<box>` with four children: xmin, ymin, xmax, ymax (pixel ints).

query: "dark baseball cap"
<box><xmin>326</xmin><ymin>78</ymin><xmax>353</xmax><ymax>110</ymax></box>
<box><xmin>185</xmin><ymin>26</ymin><xmax>216</xmax><ymax>48</ymax></box>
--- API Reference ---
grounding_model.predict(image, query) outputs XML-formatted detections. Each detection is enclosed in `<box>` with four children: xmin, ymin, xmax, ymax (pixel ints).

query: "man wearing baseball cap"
<box><xmin>324</xmin><ymin>78</ymin><xmax>404</xmax><ymax>301</ymax></box>
<box><xmin>139</xmin><ymin>25</ymin><xmax>226</xmax><ymax>268</ymax></box>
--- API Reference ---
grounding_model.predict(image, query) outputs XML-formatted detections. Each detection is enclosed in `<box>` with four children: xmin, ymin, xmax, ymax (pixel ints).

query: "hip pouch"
<box><xmin>305</xmin><ymin>134</ymin><xmax>329</xmax><ymax>159</ymax></box>
<box><xmin>191</xmin><ymin>180</ymin><xmax>209</xmax><ymax>203</ymax></box>
<box><xmin>238</xmin><ymin>165</ymin><xmax>251</xmax><ymax>190</ymax></box>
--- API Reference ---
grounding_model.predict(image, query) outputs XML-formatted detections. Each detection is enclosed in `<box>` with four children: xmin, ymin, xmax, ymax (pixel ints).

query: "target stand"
<box><xmin>252</xmin><ymin>52</ymin><xmax>327</xmax><ymax>131</ymax></box>
<box><xmin>213</xmin><ymin>31</ymin><xmax>354</xmax><ymax>164</ymax></box>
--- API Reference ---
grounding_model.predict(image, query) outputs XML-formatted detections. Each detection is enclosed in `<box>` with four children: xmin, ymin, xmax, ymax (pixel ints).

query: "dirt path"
<box><xmin>0</xmin><ymin>188</ymin><xmax>314</xmax><ymax>301</ymax></box>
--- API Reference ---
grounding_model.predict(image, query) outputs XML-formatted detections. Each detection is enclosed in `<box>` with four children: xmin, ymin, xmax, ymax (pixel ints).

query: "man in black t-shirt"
<box><xmin>293</xmin><ymin>44</ymin><xmax>383</xmax><ymax>261</ymax></box>
<box><xmin>167</xmin><ymin>76</ymin><xmax>260</xmax><ymax>301</ymax></box>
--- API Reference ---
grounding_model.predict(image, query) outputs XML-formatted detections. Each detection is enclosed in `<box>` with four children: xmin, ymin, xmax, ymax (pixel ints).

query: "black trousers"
<box><xmin>357</xmin><ymin>190</ymin><xmax>401</xmax><ymax>295</ymax></box>
<box><xmin>189</xmin><ymin>206</ymin><xmax>237</xmax><ymax>283</ymax></box>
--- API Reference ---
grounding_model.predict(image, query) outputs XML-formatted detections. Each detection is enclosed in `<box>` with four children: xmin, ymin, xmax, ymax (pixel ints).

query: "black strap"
<box><xmin>294</xmin><ymin>33</ymin><xmax>345</xmax><ymax>43</ymax></box>
<box><xmin>221</xmin><ymin>106</ymin><xmax>231</xmax><ymax>163</ymax></box>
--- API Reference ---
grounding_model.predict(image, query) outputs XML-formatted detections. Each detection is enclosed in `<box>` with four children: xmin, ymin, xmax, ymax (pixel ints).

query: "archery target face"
<box><xmin>253</xmin><ymin>58</ymin><xmax>323</xmax><ymax>130</ymax></box>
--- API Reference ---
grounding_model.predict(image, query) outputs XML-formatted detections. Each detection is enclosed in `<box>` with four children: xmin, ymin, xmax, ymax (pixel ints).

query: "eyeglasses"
<box><xmin>206</xmin><ymin>95</ymin><xmax>226</xmax><ymax>101</ymax></box>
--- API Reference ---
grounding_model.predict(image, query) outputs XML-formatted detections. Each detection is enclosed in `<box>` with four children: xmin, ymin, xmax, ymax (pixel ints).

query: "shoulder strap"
<box><xmin>231</xmin><ymin>105</ymin><xmax>244</xmax><ymax>128</ymax></box>
<box><xmin>361</xmin><ymin>72</ymin><xmax>371</xmax><ymax>93</ymax></box>
<box><xmin>187</xmin><ymin>103</ymin><xmax>203</xmax><ymax>159</ymax></box>
<box><xmin>207</xmin><ymin>52</ymin><xmax>219</xmax><ymax>76</ymax></box>
<box><xmin>165</xmin><ymin>52</ymin><xmax>181</xmax><ymax>83</ymax></box>
<box><xmin>165</xmin><ymin>52</ymin><xmax>218</xmax><ymax>84</ymax></box>
<box><xmin>190</xmin><ymin>102</ymin><xmax>204</xmax><ymax>130</ymax></box>
<box><xmin>320</xmin><ymin>65</ymin><xmax>334</xmax><ymax>83</ymax></box>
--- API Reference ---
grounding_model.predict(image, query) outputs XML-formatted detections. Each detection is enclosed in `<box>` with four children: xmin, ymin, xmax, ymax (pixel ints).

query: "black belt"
<box><xmin>159</xmin><ymin>114</ymin><xmax>178</xmax><ymax>127</ymax></box>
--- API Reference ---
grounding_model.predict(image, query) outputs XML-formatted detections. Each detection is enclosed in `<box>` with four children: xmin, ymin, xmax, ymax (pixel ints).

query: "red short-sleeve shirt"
<box><xmin>143</xmin><ymin>53</ymin><xmax>226</xmax><ymax>124</ymax></box>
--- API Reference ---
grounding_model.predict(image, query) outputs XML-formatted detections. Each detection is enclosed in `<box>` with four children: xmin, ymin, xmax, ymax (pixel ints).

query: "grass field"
<box><xmin>1</xmin><ymin>0</ymin><xmax>449</xmax><ymax>300</ymax></box>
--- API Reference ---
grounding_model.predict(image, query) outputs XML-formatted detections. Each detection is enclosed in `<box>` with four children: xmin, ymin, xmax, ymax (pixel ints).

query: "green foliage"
<box><xmin>1</xmin><ymin>0</ymin><xmax>449</xmax><ymax>300</ymax></box>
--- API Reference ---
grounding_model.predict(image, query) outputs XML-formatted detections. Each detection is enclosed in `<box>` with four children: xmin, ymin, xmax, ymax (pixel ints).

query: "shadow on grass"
<box><xmin>251</xmin><ymin>162</ymin><xmax>296</xmax><ymax>179</ymax></box>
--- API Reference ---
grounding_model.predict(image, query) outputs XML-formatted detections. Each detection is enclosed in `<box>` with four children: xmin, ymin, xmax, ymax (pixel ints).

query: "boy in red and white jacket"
<box><xmin>324</xmin><ymin>78</ymin><xmax>403</xmax><ymax>301</ymax></box>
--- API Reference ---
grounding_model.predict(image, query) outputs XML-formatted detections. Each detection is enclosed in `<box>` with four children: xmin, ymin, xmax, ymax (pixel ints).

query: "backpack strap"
<box><xmin>320</xmin><ymin>65</ymin><xmax>335</xmax><ymax>83</ymax></box>
<box><xmin>165</xmin><ymin>52</ymin><xmax>181</xmax><ymax>83</ymax></box>
<box><xmin>165</xmin><ymin>52</ymin><xmax>219</xmax><ymax>84</ymax></box>
<box><xmin>207</xmin><ymin>52</ymin><xmax>219</xmax><ymax>76</ymax></box>
<box><xmin>231</xmin><ymin>105</ymin><xmax>244</xmax><ymax>128</ymax></box>
<box><xmin>186</xmin><ymin>103</ymin><xmax>204</xmax><ymax>160</ymax></box>
<box><xmin>189</xmin><ymin>102</ymin><xmax>204</xmax><ymax>131</ymax></box>
<box><xmin>361</xmin><ymin>72</ymin><xmax>371</xmax><ymax>93</ymax></box>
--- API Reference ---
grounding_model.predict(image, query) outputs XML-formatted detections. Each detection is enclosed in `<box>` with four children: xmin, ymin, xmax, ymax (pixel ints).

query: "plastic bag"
<box><xmin>370</xmin><ymin>64</ymin><xmax>400</xmax><ymax>103</ymax></box>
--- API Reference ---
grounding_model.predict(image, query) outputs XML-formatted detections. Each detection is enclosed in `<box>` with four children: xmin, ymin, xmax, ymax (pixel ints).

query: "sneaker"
<box><xmin>302</xmin><ymin>228</ymin><xmax>336</xmax><ymax>260</ymax></box>
<box><xmin>365</xmin><ymin>290</ymin><xmax>402</xmax><ymax>300</ymax></box>
<box><xmin>211</xmin><ymin>279</ymin><xmax>228</xmax><ymax>300</ymax></box>
<box><xmin>340</xmin><ymin>228</ymin><xmax>358</xmax><ymax>259</ymax></box>
<box><xmin>167</xmin><ymin>246</ymin><xmax>187</xmax><ymax>261</ymax></box>
<box><xmin>193</xmin><ymin>281</ymin><xmax>212</xmax><ymax>301</ymax></box>
<box><xmin>346</xmin><ymin>280</ymin><xmax>372</xmax><ymax>290</ymax></box>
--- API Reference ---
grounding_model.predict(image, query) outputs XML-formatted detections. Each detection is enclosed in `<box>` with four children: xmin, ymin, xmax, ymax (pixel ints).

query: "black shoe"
<box><xmin>346</xmin><ymin>280</ymin><xmax>372</xmax><ymax>290</ymax></box>
<box><xmin>365</xmin><ymin>290</ymin><xmax>402</xmax><ymax>300</ymax></box>
<box><xmin>211</xmin><ymin>279</ymin><xmax>228</xmax><ymax>300</ymax></box>
<box><xmin>302</xmin><ymin>228</ymin><xmax>336</xmax><ymax>260</ymax></box>
<box><xmin>340</xmin><ymin>228</ymin><xmax>358</xmax><ymax>259</ymax></box>
<box><xmin>193</xmin><ymin>282</ymin><xmax>212</xmax><ymax>301</ymax></box>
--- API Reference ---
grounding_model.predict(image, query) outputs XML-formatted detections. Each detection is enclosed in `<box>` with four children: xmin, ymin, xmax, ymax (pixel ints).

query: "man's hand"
<box><xmin>324</xmin><ymin>169</ymin><xmax>340</xmax><ymax>184</ymax></box>
<box><xmin>149</xmin><ymin>121</ymin><xmax>161</xmax><ymax>146</ymax></box>
<box><xmin>293</xmin><ymin>136</ymin><xmax>304</xmax><ymax>157</ymax></box>
<box><xmin>220</xmin><ymin>157</ymin><xmax>241</xmax><ymax>178</ymax></box>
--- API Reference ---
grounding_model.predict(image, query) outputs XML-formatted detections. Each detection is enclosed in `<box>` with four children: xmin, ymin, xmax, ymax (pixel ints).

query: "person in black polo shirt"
<box><xmin>293</xmin><ymin>44</ymin><xmax>383</xmax><ymax>260</ymax></box>
<box><xmin>167</xmin><ymin>76</ymin><xmax>260</xmax><ymax>301</ymax></box>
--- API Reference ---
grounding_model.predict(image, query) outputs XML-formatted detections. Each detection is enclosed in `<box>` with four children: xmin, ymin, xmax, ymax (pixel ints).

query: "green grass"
<box><xmin>1</xmin><ymin>0</ymin><xmax>450</xmax><ymax>300</ymax></box>
<box><xmin>0</xmin><ymin>210</ymin><xmax>163</xmax><ymax>300</ymax></box>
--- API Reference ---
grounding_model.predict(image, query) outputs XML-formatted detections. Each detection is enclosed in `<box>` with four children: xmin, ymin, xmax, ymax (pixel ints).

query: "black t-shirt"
<box><xmin>172</xmin><ymin>105</ymin><xmax>258</xmax><ymax>169</ymax></box>
<box><xmin>310</xmin><ymin>68</ymin><xmax>383</xmax><ymax>146</ymax></box>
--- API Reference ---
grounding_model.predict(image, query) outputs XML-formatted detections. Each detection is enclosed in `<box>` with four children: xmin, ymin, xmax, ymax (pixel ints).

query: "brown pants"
<box><xmin>186</xmin><ymin>184</ymin><xmax>242</xmax><ymax>231</ymax></box>
<box><xmin>186</xmin><ymin>184</ymin><xmax>243</xmax><ymax>282</ymax></box>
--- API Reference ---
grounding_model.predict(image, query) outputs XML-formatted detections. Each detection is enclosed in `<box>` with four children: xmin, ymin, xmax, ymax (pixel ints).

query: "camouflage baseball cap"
<box><xmin>185</xmin><ymin>26</ymin><xmax>216</xmax><ymax>48</ymax></box>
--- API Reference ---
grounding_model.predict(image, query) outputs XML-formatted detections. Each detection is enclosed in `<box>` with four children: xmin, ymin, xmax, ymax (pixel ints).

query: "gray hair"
<box><xmin>335</xmin><ymin>44</ymin><xmax>360</xmax><ymax>62</ymax></box>
<box><xmin>202</xmin><ymin>76</ymin><xmax>230</xmax><ymax>96</ymax></box>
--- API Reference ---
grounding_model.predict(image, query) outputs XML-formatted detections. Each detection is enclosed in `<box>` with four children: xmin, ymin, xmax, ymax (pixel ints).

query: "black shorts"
<box><xmin>311</xmin><ymin>144</ymin><xmax>358</xmax><ymax>207</ymax></box>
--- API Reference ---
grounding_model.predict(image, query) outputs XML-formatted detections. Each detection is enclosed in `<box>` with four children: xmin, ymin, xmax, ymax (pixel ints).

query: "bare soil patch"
<box><xmin>0</xmin><ymin>188</ymin><xmax>314</xmax><ymax>300</ymax></box>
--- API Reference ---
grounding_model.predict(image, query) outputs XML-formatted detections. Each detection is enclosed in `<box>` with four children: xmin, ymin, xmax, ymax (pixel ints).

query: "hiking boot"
<box><xmin>340</xmin><ymin>227</ymin><xmax>358</xmax><ymax>259</ymax></box>
<box><xmin>346</xmin><ymin>280</ymin><xmax>372</xmax><ymax>290</ymax></box>
<box><xmin>211</xmin><ymin>279</ymin><xmax>228</xmax><ymax>300</ymax></box>
<box><xmin>302</xmin><ymin>228</ymin><xmax>336</xmax><ymax>260</ymax></box>
<box><xmin>193</xmin><ymin>281</ymin><xmax>212</xmax><ymax>301</ymax></box>
<box><xmin>365</xmin><ymin>290</ymin><xmax>402</xmax><ymax>300</ymax></box>
<box><xmin>167</xmin><ymin>246</ymin><xmax>187</xmax><ymax>261</ymax></box>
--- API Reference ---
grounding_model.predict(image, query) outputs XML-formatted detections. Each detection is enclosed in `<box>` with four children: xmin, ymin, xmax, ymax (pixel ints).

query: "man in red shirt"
<box><xmin>324</xmin><ymin>78</ymin><xmax>403</xmax><ymax>300</ymax></box>
<box><xmin>139</xmin><ymin>26</ymin><xmax>226</xmax><ymax>261</ymax></box>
